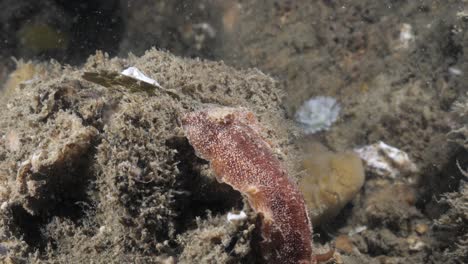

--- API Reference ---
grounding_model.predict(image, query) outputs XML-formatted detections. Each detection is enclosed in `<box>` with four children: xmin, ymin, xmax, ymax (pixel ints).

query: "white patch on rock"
<box><xmin>193</xmin><ymin>23</ymin><xmax>216</xmax><ymax>38</ymax></box>
<box><xmin>348</xmin><ymin>225</ymin><xmax>367</xmax><ymax>236</ymax></box>
<box><xmin>295</xmin><ymin>96</ymin><xmax>340</xmax><ymax>134</ymax></box>
<box><xmin>0</xmin><ymin>202</ymin><xmax>8</xmax><ymax>211</ymax></box>
<box><xmin>449</xmin><ymin>67</ymin><xmax>462</xmax><ymax>76</ymax></box>
<box><xmin>407</xmin><ymin>236</ymin><xmax>426</xmax><ymax>251</ymax></box>
<box><xmin>398</xmin><ymin>23</ymin><xmax>415</xmax><ymax>49</ymax></box>
<box><xmin>98</xmin><ymin>226</ymin><xmax>107</xmax><ymax>235</ymax></box>
<box><xmin>5</xmin><ymin>130</ymin><xmax>21</xmax><ymax>152</ymax></box>
<box><xmin>354</xmin><ymin>141</ymin><xmax>418</xmax><ymax>178</ymax></box>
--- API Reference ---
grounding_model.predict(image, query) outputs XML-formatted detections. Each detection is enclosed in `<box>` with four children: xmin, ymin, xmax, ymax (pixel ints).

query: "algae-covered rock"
<box><xmin>1</xmin><ymin>60</ymin><xmax>48</xmax><ymax>98</ymax></box>
<box><xmin>0</xmin><ymin>49</ymin><xmax>289</xmax><ymax>262</ymax></box>
<box><xmin>177</xmin><ymin>213</ymin><xmax>256</xmax><ymax>263</ymax></box>
<box><xmin>431</xmin><ymin>95</ymin><xmax>468</xmax><ymax>263</ymax></box>
<box><xmin>13</xmin><ymin>111</ymin><xmax>98</xmax><ymax>215</ymax></box>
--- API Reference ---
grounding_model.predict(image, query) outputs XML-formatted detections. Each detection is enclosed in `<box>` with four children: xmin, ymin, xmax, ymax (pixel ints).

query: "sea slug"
<box><xmin>181</xmin><ymin>106</ymin><xmax>321</xmax><ymax>263</ymax></box>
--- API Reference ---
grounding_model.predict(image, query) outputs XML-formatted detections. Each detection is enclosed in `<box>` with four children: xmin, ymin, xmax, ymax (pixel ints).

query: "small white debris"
<box><xmin>121</xmin><ymin>67</ymin><xmax>162</xmax><ymax>88</ymax></box>
<box><xmin>354</xmin><ymin>141</ymin><xmax>418</xmax><ymax>178</ymax></box>
<box><xmin>409</xmin><ymin>241</ymin><xmax>426</xmax><ymax>251</ymax></box>
<box><xmin>407</xmin><ymin>236</ymin><xmax>426</xmax><ymax>251</ymax></box>
<box><xmin>449</xmin><ymin>67</ymin><xmax>462</xmax><ymax>76</ymax></box>
<box><xmin>193</xmin><ymin>23</ymin><xmax>217</xmax><ymax>38</ymax></box>
<box><xmin>30</xmin><ymin>151</ymin><xmax>44</xmax><ymax>172</ymax></box>
<box><xmin>399</xmin><ymin>24</ymin><xmax>415</xmax><ymax>49</ymax></box>
<box><xmin>0</xmin><ymin>202</ymin><xmax>8</xmax><ymax>211</ymax></box>
<box><xmin>348</xmin><ymin>225</ymin><xmax>367</xmax><ymax>236</ymax></box>
<box><xmin>295</xmin><ymin>96</ymin><xmax>341</xmax><ymax>134</ymax></box>
<box><xmin>98</xmin><ymin>226</ymin><xmax>107</xmax><ymax>235</ymax></box>
<box><xmin>23</xmin><ymin>77</ymin><xmax>39</xmax><ymax>85</ymax></box>
<box><xmin>227</xmin><ymin>211</ymin><xmax>247</xmax><ymax>222</ymax></box>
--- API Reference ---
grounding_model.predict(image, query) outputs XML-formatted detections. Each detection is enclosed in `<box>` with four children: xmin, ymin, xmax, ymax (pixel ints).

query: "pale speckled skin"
<box><xmin>181</xmin><ymin>107</ymin><xmax>315</xmax><ymax>264</ymax></box>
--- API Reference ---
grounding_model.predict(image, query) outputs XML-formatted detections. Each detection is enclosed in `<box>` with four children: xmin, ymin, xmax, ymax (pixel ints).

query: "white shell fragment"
<box><xmin>295</xmin><ymin>96</ymin><xmax>341</xmax><ymax>134</ymax></box>
<box><xmin>348</xmin><ymin>225</ymin><xmax>368</xmax><ymax>236</ymax></box>
<box><xmin>121</xmin><ymin>67</ymin><xmax>162</xmax><ymax>88</ymax></box>
<box><xmin>449</xmin><ymin>67</ymin><xmax>462</xmax><ymax>76</ymax></box>
<box><xmin>354</xmin><ymin>141</ymin><xmax>418</xmax><ymax>178</ymax></box>
<box><xmin>227</xmin><ymin>211</ymin><xmax>247</xmax><ymax>222</ymax></box>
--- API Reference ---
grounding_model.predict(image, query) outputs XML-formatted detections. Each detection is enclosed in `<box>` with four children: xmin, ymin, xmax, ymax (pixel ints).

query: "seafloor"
<box><xmin>0</xmin><ymin>1</ymin><xmax>467</xmax><ymax>263</ymax></box>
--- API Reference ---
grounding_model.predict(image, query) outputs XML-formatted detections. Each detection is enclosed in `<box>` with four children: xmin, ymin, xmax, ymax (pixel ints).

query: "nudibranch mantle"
<box><xmin>181</xmin><ymin>106</ymin><xmax>316</xmax><ymax>264</ymax></box>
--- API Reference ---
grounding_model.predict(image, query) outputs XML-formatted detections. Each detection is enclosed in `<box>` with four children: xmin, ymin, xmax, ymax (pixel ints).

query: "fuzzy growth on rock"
<box><xmin>295</xmin><ymin>96</ymin><xmax>340</xmax><ymax>134</ymax></box>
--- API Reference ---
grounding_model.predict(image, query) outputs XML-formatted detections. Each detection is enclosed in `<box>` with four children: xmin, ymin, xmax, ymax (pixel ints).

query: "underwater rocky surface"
<box><xmin>0</xmin><ymin>1</ymin><xmax>467</xmax><ymax>263</ymax></box>
<box><xmin>0</xmin><ymin>50</ymin><xmax>291</xmax><ymax>263</ymax></box>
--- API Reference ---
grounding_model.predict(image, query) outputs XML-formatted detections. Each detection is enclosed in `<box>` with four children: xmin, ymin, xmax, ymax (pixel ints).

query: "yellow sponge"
<box><xmin>298</xmin><ymin>142</ymin><xmax>365</xmax><ymax>225</ymax></box>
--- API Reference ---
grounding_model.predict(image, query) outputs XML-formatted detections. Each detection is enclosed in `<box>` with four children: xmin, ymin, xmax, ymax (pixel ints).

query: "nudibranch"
<box><xmin>181</xmin><ymin>106</ymin><xmax>318</xmax><ymax>264</ymax></box>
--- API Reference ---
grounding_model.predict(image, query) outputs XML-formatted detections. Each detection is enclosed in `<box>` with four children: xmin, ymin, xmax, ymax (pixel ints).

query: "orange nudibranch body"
<box><xmin>182</xmin><ymin>106</ymin><xmax>315</xmax><ymax>264</ymax></box>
